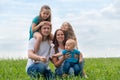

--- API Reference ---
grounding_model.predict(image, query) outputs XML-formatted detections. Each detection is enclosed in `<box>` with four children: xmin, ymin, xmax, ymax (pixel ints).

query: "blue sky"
<box><xmin>0</xmin><ymin>0</ymin><xmax>120</xmax><ymax>58</ymax></box>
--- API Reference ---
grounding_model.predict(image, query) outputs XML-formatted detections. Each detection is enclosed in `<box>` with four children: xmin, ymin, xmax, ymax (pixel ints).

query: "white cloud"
<box><xmin>0</xmin><ymin>0</ymin><xmax>120</xmax><ymax>58</ymax></box>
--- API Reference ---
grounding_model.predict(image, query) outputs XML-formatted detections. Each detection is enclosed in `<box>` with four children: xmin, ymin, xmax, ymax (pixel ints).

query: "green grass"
<box><xmin>0</xmin><ymin>58</ymin><xmax>120</xmax><ymax>80</ymax></box>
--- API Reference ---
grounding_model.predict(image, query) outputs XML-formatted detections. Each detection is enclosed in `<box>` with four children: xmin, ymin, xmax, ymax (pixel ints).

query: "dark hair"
<box><xmin>39</xmin><ymin>5</ymin><xmax>51</xmax><ymax>22</ymax></box>
<box><xmin>53</xmin><ymin>29</ymin><xmax>67</xmax><ymax>53</ymax></box>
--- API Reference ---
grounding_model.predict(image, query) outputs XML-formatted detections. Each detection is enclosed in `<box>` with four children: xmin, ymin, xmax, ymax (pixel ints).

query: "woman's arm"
<box><xmin>52</xmin><ymin>54</ymin><xmax>70</xmax><ymax>67</ymax></box>
<box><xmin>79</xmin><ymin>52</ymin><xmax>83</xmax><ymax>63</ymax></box>
<box><xmin>52</xmin><ymin>56</ymin><xmax>65</xmax><ymax>67</ymax></box>
<box><xmin>28</xmin><ymin>50</ymin><xmax>47</xmax><ymax>63</ymax></box>
<box><xmin>53</xmin><ymin>52</ymin><xmax>62</xmax><ymax>57</ymax></box>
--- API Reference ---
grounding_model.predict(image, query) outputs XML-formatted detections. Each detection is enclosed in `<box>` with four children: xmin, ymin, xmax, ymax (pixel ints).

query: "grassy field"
<box><xmin>0</xmin><ymin>58</ymin><xmax>120</xmax><ymax>80</ymax></box>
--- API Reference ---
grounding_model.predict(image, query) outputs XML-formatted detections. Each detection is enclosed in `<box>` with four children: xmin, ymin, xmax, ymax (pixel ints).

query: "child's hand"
<box><xmin>39</xmin><ymin>21</ymin><xmax>51</xmax><ymax>26</ymax></box>
<box><xmin>39</xmin><ymin>21</ymin><xmax>45</xmax><ymax>26</ymax></box>
<box><xmin>64</xmin><ymin>53</ymin><xmax>71</xmax><ymax>59</ymax></box>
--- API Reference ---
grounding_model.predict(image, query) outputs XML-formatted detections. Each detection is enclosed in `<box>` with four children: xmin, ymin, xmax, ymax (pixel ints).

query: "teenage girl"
<box><xmin>29</xmin><ymin>5</ymin><xmax>52</xmax><ymax>53</ymax></box>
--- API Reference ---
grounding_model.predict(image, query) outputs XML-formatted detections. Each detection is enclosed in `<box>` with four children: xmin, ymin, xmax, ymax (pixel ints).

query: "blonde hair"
<box><xmin>61</xmin><ymin>22</ymin><xmax>76</xmax><ymax>41</ymax></box>
<box><xmin>66</xmin><ymin>39</ymin><xmax>76</xmax><ymax>48</ymax></box>
<box><xmin>61</xmin><ymin>22</ymin><xmax>78</xmax><ymax>49</ymax></box>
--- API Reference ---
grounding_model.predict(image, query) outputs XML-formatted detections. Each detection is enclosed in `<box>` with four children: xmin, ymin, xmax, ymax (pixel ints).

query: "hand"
<box><xmin>79</xmin><ymin>59</ymin><xmax>83</xmax><ymax>63</ymax></box>
<box><xmin>39</xmin><ymin>21</ymin><xmax>45</xmax><ymax>26</ymax></box>
<box><xmin>75</xmin><ymin>54</ymin><xmax>79</xmax><ymax>58</ymax></box>
<box><xmin>39</xmin><ymin>21</ymin><xmax>51</xmax><ymax>26</ymax></box>
<box><xmin>40</xmin><ymin>56</ymin><xmax>47</xmax><ymax>63</ymax></box>
<box><xmin>45</xmin><ymin>21</ymin><xmax>51</xmax><ymax>25</ymax></box>
<box><xmin>63</xmin><ymin>54</ymin><xmax>71</xmax><ymax>59</ymax></box>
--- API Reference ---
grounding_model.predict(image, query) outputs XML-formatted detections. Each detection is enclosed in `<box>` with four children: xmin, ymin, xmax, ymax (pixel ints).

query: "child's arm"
<box><xmin>33</xmin><ymin>32</ymin><xmax>42</xmax><ymax>53</ymax></box>
<box><xmin>32</xmin><ymin>21</ymin><xmax>44</xmax><ymax>32</ymax></box>
<box><xmin>32</xmin><ymin>21</ymin><xmax>51</xmax><ymax>32</ymax></box>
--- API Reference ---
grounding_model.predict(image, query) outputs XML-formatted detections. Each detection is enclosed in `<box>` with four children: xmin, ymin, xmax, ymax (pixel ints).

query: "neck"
<box><xmin>43</xmin><ymin>36</ymin><xmax>47</xmax><ymax>41</ymax></box>
<box><xmin>58</xmin><ymin>42</ymin><xmax>64</xmax><ymax>49</ymax></box>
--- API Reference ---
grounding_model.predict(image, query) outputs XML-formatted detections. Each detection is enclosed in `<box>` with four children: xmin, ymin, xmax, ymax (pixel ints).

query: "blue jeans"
<box><xmin>55</xmin><ymin>60</ymin><xmax>84</xmax><ymax>77</ymax></box>
<box><xmin>55</xmin><ymin>66</ymin><xmax>63</xmax><ymax>77</ymax></box>
<box><xmin>63</xmin><ymin>61</ymin><xmax>81</xmax><ymax>76</ymax></box>
<box><xmin>27</xmin><ymin>62</ymin><xmax>54</xmax><ymax>80</ymax></box>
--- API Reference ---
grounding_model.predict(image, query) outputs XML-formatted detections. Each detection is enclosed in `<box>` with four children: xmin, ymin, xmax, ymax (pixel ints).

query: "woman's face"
<box><xmin>61</xmin><ymin>23</ymin><xmax>69</xmax><ymax>31</ymax></box>
<box><xmin>56</xmin><ymin>30</ymin><xmax>65</xmax><ymax>43</ymax></box>
<box><xmin>40</xmin><ymin>24</ymin><xmax>51</xmax><ymax>37</ymax></box>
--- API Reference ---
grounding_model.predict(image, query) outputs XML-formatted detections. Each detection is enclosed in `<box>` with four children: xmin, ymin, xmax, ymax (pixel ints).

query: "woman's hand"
<box><xmin>79</xmin><ymin>58</ymin><xmax>83</xmax><ymax>63</ymax></box>
<box><xmin>40</xmin><ymin>56</ymin><xmax>47</xmax><ymax>63</ymax></box>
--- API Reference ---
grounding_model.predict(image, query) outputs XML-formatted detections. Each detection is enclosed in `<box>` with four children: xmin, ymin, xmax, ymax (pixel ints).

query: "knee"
<box><xmin>27</xmin><ymin>63</ymin><xmax>46</xmax><ymax>75</ymax></box>
<box><xmin>33</xmin><ymin>32</ymin><xmax>42</xmax><ymax>40</ymax></box>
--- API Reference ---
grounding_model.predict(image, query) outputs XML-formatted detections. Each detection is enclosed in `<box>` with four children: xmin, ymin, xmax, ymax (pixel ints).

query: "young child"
<box><xmin>53</xmin><ymin>39</ymin><xmax>83</xmax><ymax>76</ymax></box>
<box><xmin>60</xmin><ymin>22</ymin><xmax>88</xmax><ymax>78</ymax></box>
<box><xmin>29</xmin><ymin>5</ymin><xmax>52</xmax><ymax>53</ymax></box>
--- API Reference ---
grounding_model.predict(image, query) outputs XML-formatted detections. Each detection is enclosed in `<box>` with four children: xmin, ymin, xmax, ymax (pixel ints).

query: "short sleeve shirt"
<box><xmin>29</xmin><ymin>16</ymin><xmax>40</xmax><ymax>39</ymax></box>
<box><xmin>62</xmin><ymin>49</ymin><xmax>80</xmax><ymax>63</ymax></box>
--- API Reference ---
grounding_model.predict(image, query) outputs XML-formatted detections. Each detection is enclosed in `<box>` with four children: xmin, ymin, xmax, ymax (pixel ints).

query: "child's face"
<box><xmin>41</xmin><ymin>9</ymin><xmax>50</xmax><ymax>20</ymax></box>
<box><xmin>65</xmin><ymin>40</ymin><xmax>74</xmax><ymax>51</ymax></box>
<box><xmin>56</xmin><ymin>30</ymin><xmax>65</xmax><ymax>43</ymax></box>
<box><xmin>61</xmin><ymin>23</ymin><xmax>69</xmax><ymax>31</ymax></box>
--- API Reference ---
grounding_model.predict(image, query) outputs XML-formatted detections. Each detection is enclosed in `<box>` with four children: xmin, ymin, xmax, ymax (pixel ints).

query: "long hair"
<box><xmin>61</xmin><ymin>22</ymin><xmax>78</xmax><ymax>49</ymax></box>
<box><xmin>62</xmin><ymin>22</ymin><xmax>76</xmax><ymax>41</ymax></box>
<box><xmin>39</xmin><ymin>5</ymin><xmax>51</xmax><ymax>22</ymax></box>
<box><xmin>38</xmin><ymin>23</ymin><xmax>52</xmax><ymax>41</ymax></box>
<box><xmin>52</xmin><ymin>29</ymin><xmax>66</xmax><ymax>53</ymax></box>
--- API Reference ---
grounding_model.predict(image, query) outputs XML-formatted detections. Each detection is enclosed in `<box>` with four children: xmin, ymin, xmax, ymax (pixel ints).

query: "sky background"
<box><xmin>0</xmin><ymin>0</ymin><xmax>120</xmax><ymax>59</ymax></box>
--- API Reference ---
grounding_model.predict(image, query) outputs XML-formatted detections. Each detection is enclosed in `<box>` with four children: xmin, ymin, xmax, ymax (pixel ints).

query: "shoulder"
<box><xmin>74</xmin><ymin>49</ymin><xmax>80</xmax><ymax>54</ymax></box>
<box><xmin>62</xmin><ymin>49</ymin><xmax>67</xmax><ymax>54</ymax></box>
<box><xmin>33</xmin><ymin>16</ymin><xmax>39</xmax><ymax>19</ymax></box>
<box><xmin>32</xmin><ymin>16</ymin><xmax>40</xmax><ymax>23</ymax></box>
<box><xmin>29</xmin><ymin>38</ymin><xmax>36</xmax><ymax>44</ymax></box>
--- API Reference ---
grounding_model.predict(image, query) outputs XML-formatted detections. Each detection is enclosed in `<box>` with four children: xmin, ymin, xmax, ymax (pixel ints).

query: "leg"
<box><xmin>27</xmin><ymin>62</ymin><xmax>47</xmax><ymax>79</ymax></box>
<box><xmin>63</xmin><ymin>61</ymin><xmax>71</xmax><ymax>74</ymax></box>
<box><xmin>79</xmin><ymin>59</ymin><xmax>88</xmax><ymax>78</ymax></box>
<box><xmin>33</xmin><ymin>32</ymin><xmax>42</xmax><ymax>53</ymax></box>
<box><xmin>73</xmin><ymin>63</ymin><xmax>81</xmax><ymax>76</ymax></box>
<box><xmin>55</xmin><ymin>67</ymin><xmax>63</xmax><ymax>77</ymax></box>
<box><xmin>44</xmin><ymin>69</ymin><xmax>54</xmax><ymax>80</ymax></box>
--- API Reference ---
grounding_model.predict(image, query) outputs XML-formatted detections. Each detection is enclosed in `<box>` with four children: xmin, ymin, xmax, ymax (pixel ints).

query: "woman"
<box><xmin>26</xmin><ymin>22</ymin><xmax>54</xmax><ymax>80</ymax></box>
<box><xmin>52</xmin><ymin>29</ymin><xmax>83</xmax><ymax>77</ymax></box>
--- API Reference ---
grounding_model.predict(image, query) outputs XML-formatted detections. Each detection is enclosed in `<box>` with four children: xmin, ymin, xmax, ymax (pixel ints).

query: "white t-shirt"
<box><xmin>26</xmin><ymin>38</ymin><xmax>54</xmax><ymax>71</ymax></box>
